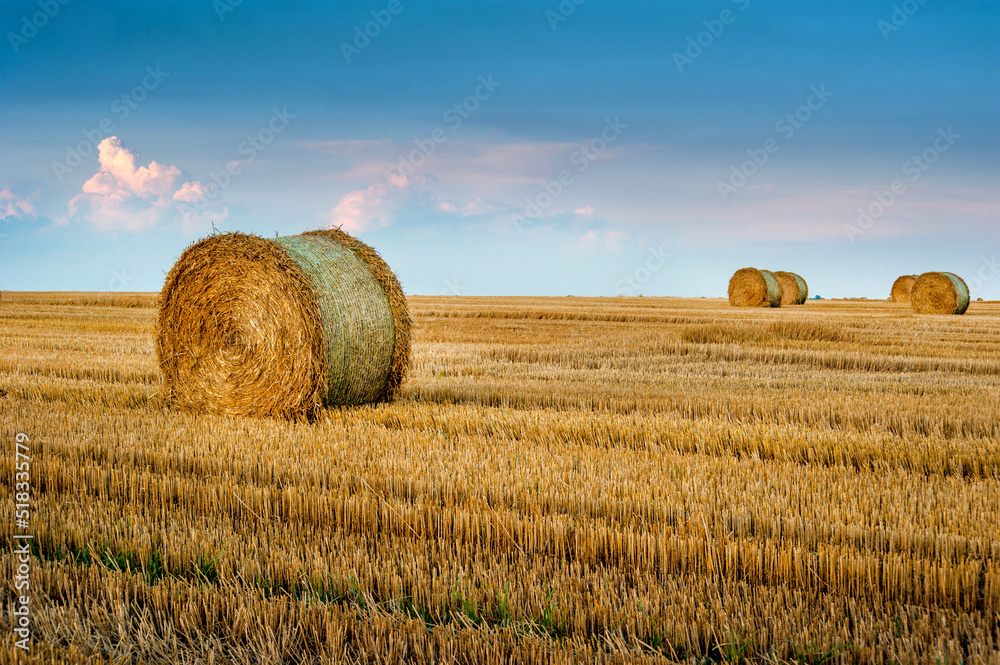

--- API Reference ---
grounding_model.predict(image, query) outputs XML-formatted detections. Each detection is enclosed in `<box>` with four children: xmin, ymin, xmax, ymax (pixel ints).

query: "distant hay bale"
<box><xmin>911</xmin><ymin>272</ymin><xmax>970</xmax><ymax>315</ymax></box>
<box><xmin>156</xmin><ymin>229</ymin><xmax>411</xmax><ymax>419</ymax></box>
<box><xmin>890</xmin><ymin>275</ymin><xmax>918</xmax><ymax>303</ymax></box>
<box><xmin>728</xmin><ymin>268</ymin><xmax>782</xmax><ymax>308</ymax></box>
<box><xmin>774</xmin><ymin>271</ymin><xmax>808</xmax><ymax>305</ymax></box>
<box><xmin>791</xmin><ymin>273</ymin><xmax>808</xmax><ymax>303</ymax></box>
<box><xmin>774</xmin><ymin>272</ymin><xmax>799</xmax><ymax>306</ymax></box>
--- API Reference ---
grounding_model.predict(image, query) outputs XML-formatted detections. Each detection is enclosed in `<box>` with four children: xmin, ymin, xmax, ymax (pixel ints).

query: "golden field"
<box><xmin>1</xmin><ymin>292</ymin><xmax>998</xmax><ymax>664</ymax></box>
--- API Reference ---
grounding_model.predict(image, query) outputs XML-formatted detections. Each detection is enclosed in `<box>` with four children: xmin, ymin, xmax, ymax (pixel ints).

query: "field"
<box><xmin>1</xmin><ymin>292</ymin><xmax>999</xmax><ymax>664</ymax></box>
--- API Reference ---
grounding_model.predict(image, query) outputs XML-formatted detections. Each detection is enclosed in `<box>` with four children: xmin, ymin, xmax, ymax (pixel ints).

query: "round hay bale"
<box><xmin>728</xmin><ymin>268</ymin><xmax>782</xmax><ymax>308</ymax></box>
<box><xmin>911</xmin><ymin>272</ymin><xmax>970</xmax><ymax>315</ymax></box>
<box><xmin>156</xmin><ymin>230</ymin><xmax>411</xmax><ymax>419</ymax></box>
<box><xmin>890</xmin><ymin>274</ymin><xmax>918</xmax><ymax>303</ymax></box>
<box><xmin>790</xmin><ymin>273</ymin><xmax>808</xmax><ymax>304</ymax></box>
<box><xmin>774</xmin><ymin>271</ymin><xmax>808</xmax><ymax>305</ymax></box>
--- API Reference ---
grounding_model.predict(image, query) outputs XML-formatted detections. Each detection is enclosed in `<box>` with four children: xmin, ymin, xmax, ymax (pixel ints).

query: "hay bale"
<box><xmin>890</xmin><ymin>274</ymin><xmax>918</xmax><ymax>303</ymax></box>
<box><xmin>774</xmin><ymin>271</ymin><xmax>799</xmax><ymax>306</ymax></box>
<box><xmin>791</xmin><ymin>273</ymin><xmax>808</xmax><ymax>304</ymax></box>
<box><xmin>911</xmin><ymin>272</ymin><xmax>970</xmax><ymax>315</ymax></box>
<box><xmin>728</xmin><ymin>268</ymin><xmax>782</xmax><ymax>308</ymax></box>
<box><xmin>774</xmin><ymin>271</ymin><xmax>808</xmax><ymax>305</ymax></box>
<box><xmin>156</xmin><ymin>230</ymin><xmax>411</xmax><ymax>419</ymax></box>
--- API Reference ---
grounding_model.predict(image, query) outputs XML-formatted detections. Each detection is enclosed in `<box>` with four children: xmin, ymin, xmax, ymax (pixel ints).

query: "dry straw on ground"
<box><xmin>774</xmin><ymin>271</ymin><xmax>808</xmax><ymax>305</ymax></box>
<box><xmin>156</xmin><ymin>229</ymin><xmax>411</xmax><ymax>419</ymax></box>
<box><xmin>4</xmin><ymin>293</ymin><xmax>1000</xmax><ymax>663</ymax></box>
<box><xmin>911</xmin><ymin>271</ymin><xmax>970</xmax><ymax>315</ymax></box>
<box><xmin>728</xmin><ymin>268</ymin><xmax>782</xmax><ymax>307</ymax></box>
<box><xmin>890</xmin><ymin>274</ymin><xmax>918</xmax><ymax>303</ymax></box>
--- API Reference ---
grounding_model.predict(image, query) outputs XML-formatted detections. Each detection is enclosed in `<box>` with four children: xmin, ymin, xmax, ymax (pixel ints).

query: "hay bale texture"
<box><xmin>774</xmin><ymin>271</ymin><xmax>808</xmax><ymax>305</ymax></box>
<box><xmin>890</xmin><ymin>275</ymin><xmax>918</xmax><ymax>303</ymax></box>
<box><xmin>911</xmin><ymin>272</ymin><xmax>970</xmax><ymax>315</ymax></box>
<box><xmin>156</xmin><ymin>229</ymin><xmax>411</xmax><ymax>419</ymax></box>
<box><xmin>728</xmin><ymin>268</ymin><xmax>783</xmax><ymax>308</ymax></box>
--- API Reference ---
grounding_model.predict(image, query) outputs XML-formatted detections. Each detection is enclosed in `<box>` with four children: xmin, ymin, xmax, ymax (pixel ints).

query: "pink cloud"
<box><xmin>94</xmin><ymin>136</ymin><xmax>181</xmax><ymax>197</ymax></box>
<box><xmin>173</xmin><ymin>180</ymin><xmax>207</xmax><ymax>203</ymax></box>
<box><xmin>328</xmin><ymin>173</ymin><xmax>427</xmax><ymax>233</ymax></box>
<box><xmin>327</xmin><ymin>171</ymin><xmax>510</xmax><ymax>232</ymax></box>
<box><xmin>66</xmin><ymin>136</ymin><xmax>225</xmax><ymax>232</ymax></box>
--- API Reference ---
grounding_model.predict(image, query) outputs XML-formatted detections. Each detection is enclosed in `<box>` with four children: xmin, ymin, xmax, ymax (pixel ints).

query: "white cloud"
<box><xmin>328</xmin><ymin>172</ymin><xmax>506</xmax><ymax>233</ymax></box>
<box><xmin>574</xmin><ymin>205</ymin><xmax>595</xmax><ymax>216</ymax></box>
<box><xmin>435</xmin><ymin>196</ymin><xmax>506</xmax><ymax>217</ymax></box>
<box><xmin>0</xmin><ymin>189</ymin><xmax>35</xmax><ymax>220</ymax></box>
<box><xmin>576</xmin><ymin>229</ymin><xmax>628</xmax><ymax>253</ymax></box>
<box><xmin>66</xmin><ymin>136</ymin><xmax>226</xmax><ymax>232</ymax></box>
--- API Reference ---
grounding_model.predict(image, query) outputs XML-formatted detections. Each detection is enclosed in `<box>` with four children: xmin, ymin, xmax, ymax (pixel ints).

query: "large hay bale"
<box><xmin>890</xmin><ymin>274</ymin><xmax>918</xmax><ymax>303</ymax></box>
<box><xmin>911</xmin><ymin>272</ymin><xmax>970</xmax><ymax>315</ymax></box>
<box><xmin>156</xmin><ymin>229</ymin><xmax>411</xmax><ymax>419</ymax></box>
<box><xmin>774</xmin><ymin>271</ymin><xmax>808</xmax><ymax>305</ymax></box>
<box><xmin>728</xmin><ymin>268</ymin><xmax>782</xmax><ymax>308</ymax></box>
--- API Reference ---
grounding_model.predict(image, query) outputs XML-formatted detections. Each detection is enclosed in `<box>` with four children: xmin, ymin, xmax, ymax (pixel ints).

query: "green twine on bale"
<box><xmin>941</xmin><ymin>272</ymin><xmax>971</xmax><ymax>315</ymax></box>
<box><xmin>274</xmin><ymin>235</ymin><xmax>396</xmax><ymax>406</ymax></box>
<box><xmin>759</xmin><ymin>271</ymin><xmax>783</xmax><ymax>307</ymax></box>
<box><xmin>791</xmin><ymin>273</ymin><xmax>808</xmax><ymax>303</ymax></box>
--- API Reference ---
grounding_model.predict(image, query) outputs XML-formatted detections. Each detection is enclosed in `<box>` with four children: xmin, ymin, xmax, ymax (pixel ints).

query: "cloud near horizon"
<box><xmin>319</xmin><ymin>137</ymin><xmax>633</xmax><ymax>236</ymax></box>
<box><xmin>66</xmin><ymin>137</ymin><xmax>225</xmax><ymax>233</ymax></box>
<box><xmin>328</xmin><ymin>171</ymin><xmax>509</xmax><ymax>233</ymax></box>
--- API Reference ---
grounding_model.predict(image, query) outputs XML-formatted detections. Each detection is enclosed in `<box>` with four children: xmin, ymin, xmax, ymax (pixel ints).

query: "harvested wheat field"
<box><xmin>1</xmin><ymin>293</ymin><xmax>999</xmax><ymax>664</ymax></box>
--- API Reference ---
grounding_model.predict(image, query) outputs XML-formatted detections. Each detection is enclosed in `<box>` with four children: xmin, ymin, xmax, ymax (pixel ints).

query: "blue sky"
<box><xmin>1</xmin><ymin>0</ymin><xmax>997</xmax><ymax>297</ymax></box>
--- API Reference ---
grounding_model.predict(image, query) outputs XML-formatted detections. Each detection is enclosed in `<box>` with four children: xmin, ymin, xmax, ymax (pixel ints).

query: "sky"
<box><xmin>1</xmin><ymin>0</ymin><xmax>998</xmax><ymax>298</ymax></box>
